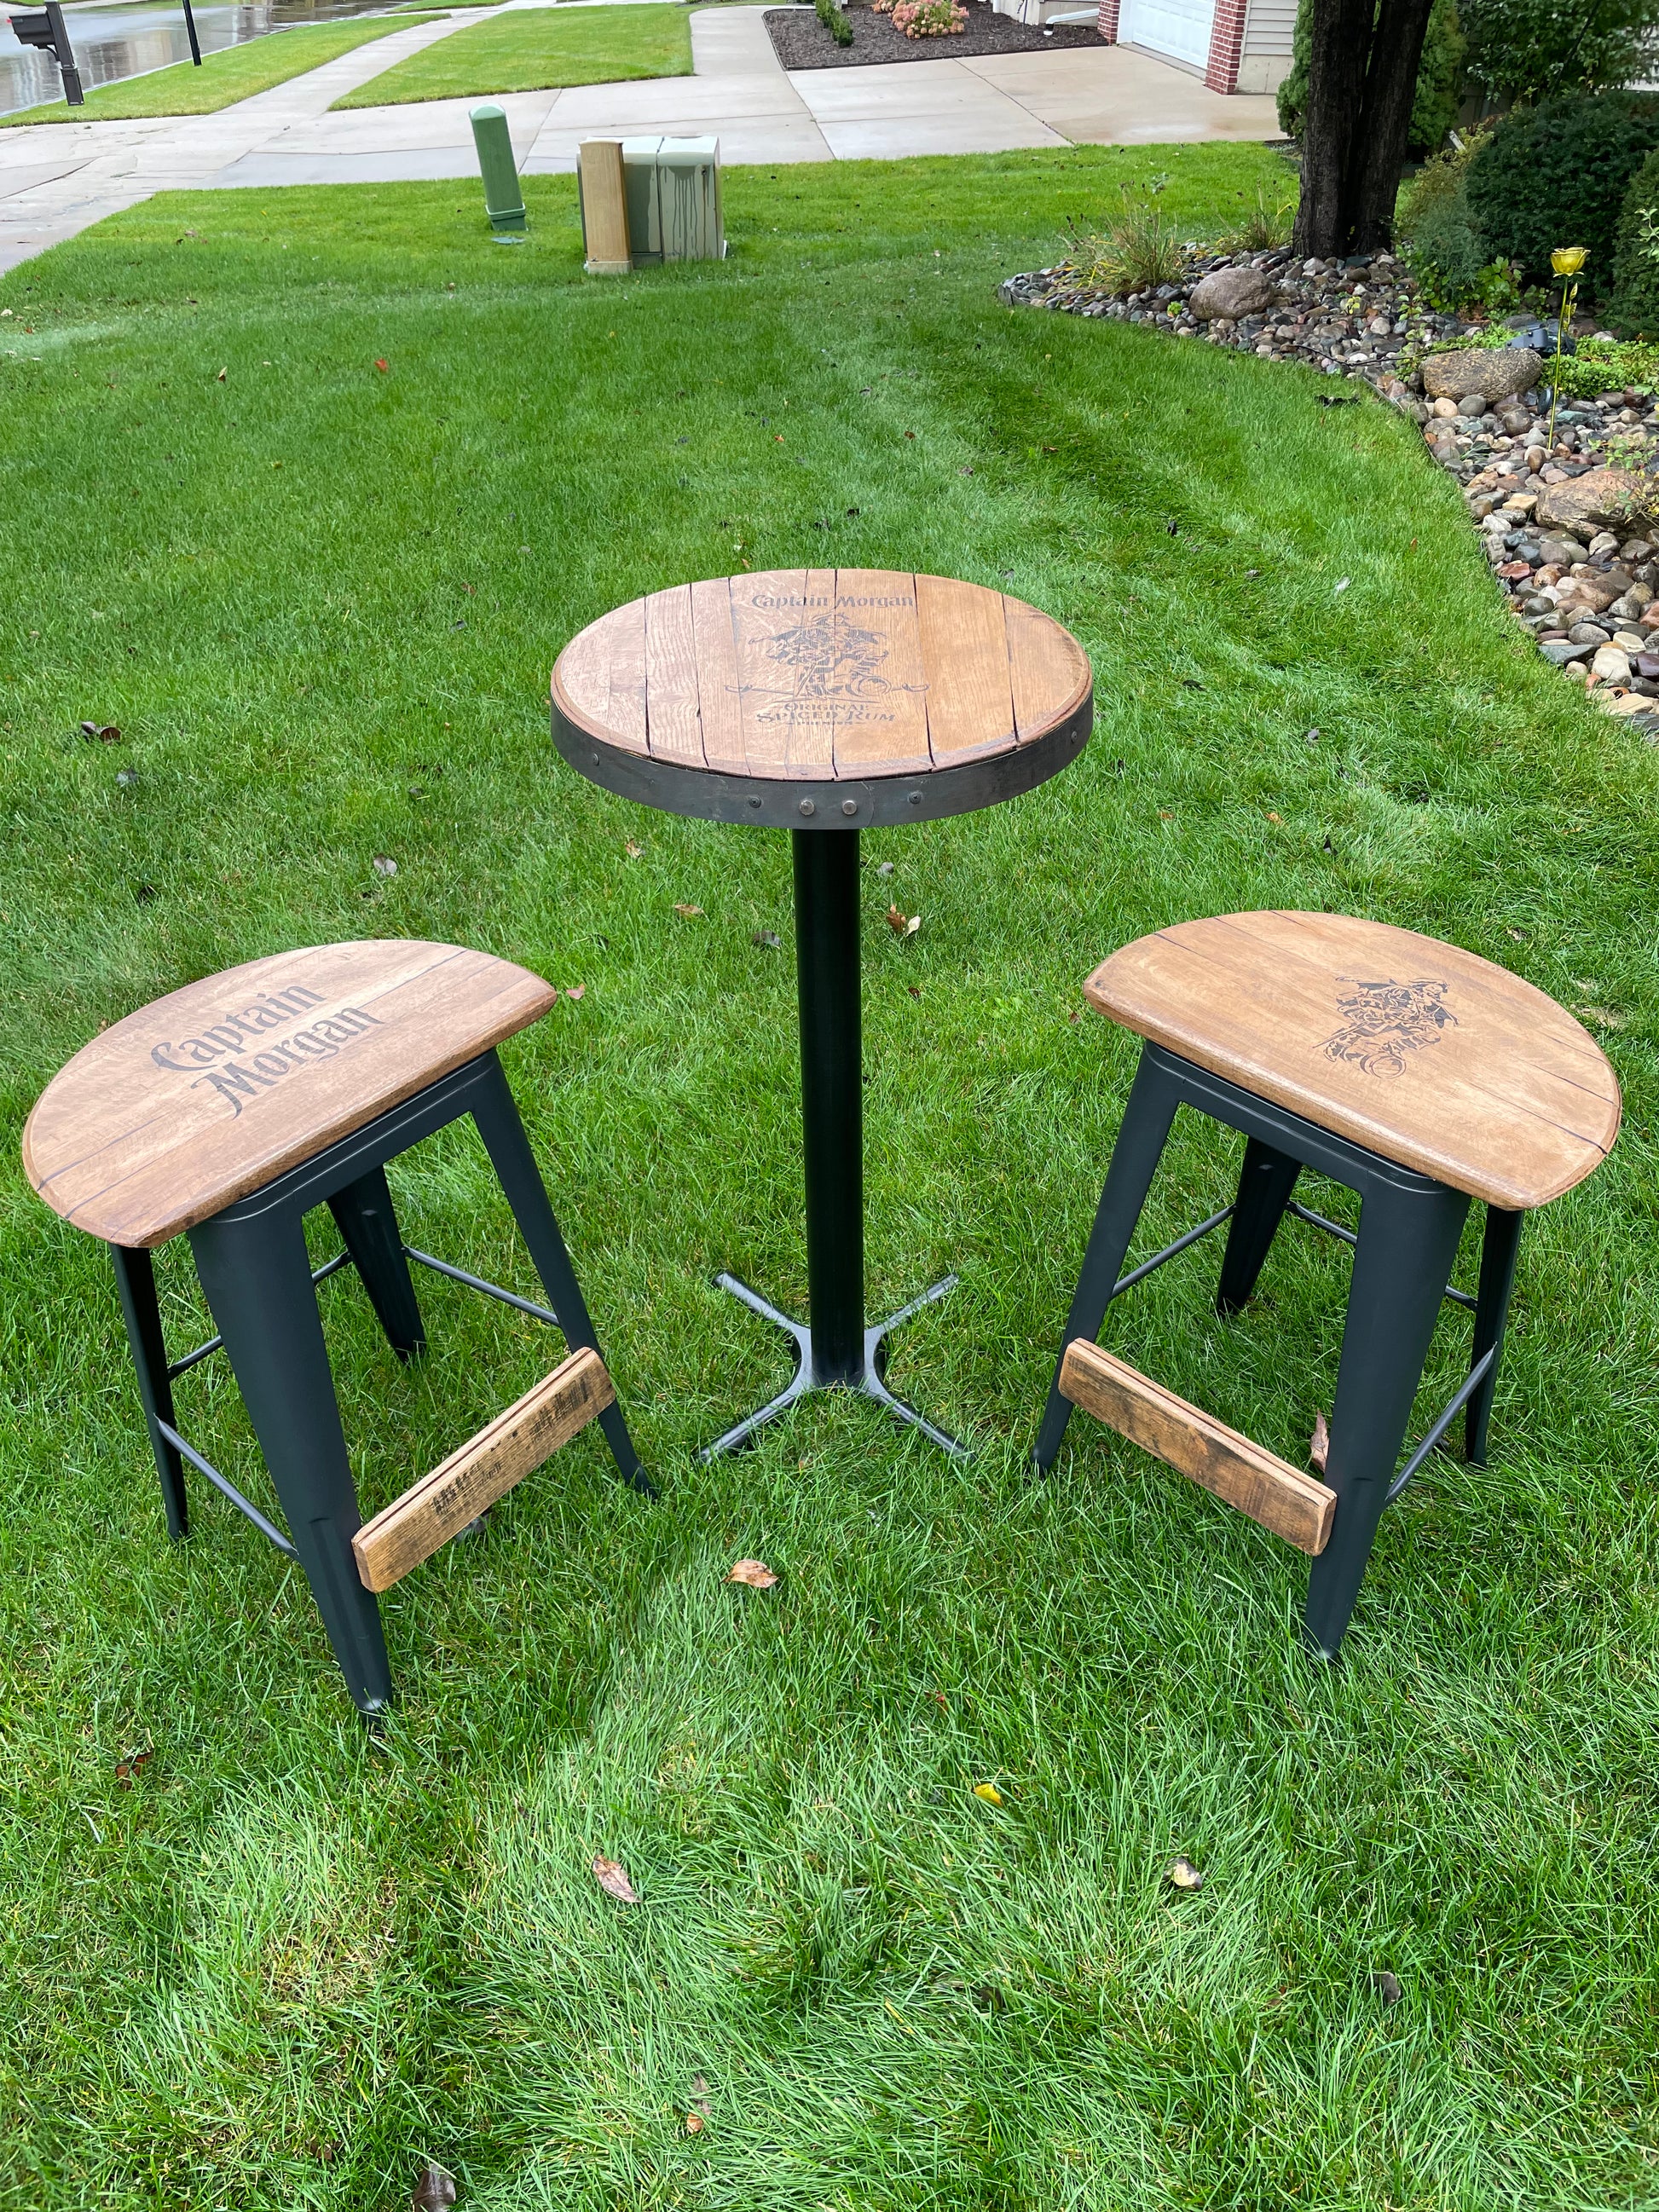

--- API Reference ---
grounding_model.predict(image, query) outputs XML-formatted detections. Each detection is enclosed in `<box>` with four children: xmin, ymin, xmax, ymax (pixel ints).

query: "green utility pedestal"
<box><xmin>471</xmin><ymin>103</ymin><xmax>526</xmax><ymax>234</ymax></box>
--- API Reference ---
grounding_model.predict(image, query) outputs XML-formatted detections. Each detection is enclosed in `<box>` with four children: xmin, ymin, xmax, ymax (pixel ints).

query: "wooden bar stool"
<box><xmin>1034</xmin><ymin>912</ymin><xmax>1620</xmax><ymax>1656</ymax></box>
<box><xmin>23</xmin><ymin>940</ymin><xmax>648</xmax><ymax>1713</ymax></box>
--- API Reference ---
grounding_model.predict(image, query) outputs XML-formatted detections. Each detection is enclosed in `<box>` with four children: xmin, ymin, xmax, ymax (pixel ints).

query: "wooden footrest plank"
<box><xmin>352</xmin><ymin>1347</ymin><xmax>616</xmax><ymax>1591</ymax></box>
<box><xmin>1058</xmin><ymin>1340</ymin><xmax>1335</xmax><ymax>1557</ymax></box>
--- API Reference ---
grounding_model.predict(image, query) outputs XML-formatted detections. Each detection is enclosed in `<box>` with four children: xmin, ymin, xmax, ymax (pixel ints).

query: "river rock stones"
<box><xmin>1420</xmin><ymin>346</ymin><xmax>1542</xmax><ymax>401</ymax></box>
<box><xmin>1188</xmin><ymin>265</ymin><xmax>1280</xmax><ymax>321</ymax></box>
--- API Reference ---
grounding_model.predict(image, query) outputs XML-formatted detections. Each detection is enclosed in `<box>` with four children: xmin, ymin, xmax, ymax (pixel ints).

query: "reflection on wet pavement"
<box><xmin>1</xmin><ymin>0</ymin><xmax>397</xmax><ymax>115</ymax></box>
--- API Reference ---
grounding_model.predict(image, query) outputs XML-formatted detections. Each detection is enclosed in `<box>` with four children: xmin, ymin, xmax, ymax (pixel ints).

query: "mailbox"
<box><xmin>8</xmin><ymin>2</ymin><xmax>84</xmax><ymax>101</ymax></box>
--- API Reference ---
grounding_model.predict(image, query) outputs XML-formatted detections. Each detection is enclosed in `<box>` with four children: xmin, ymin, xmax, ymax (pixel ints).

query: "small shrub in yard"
<box><xmin>1223</xmin><ymin>182</ymin><xmax>1296</xmax><ymax>253</ymax></box>
<box><xmin>1396</xmin><ymin>132</ymin><xmax>1523</xmax><ymax>310</ymax></box>
<box><xmin>814</xmin><ymin>0</ymin><xmax>853</xmax><ymax>43</ymax></box>
<box><xmin>1465</xmin><ymin>90</ymin><xmax>1659</xmax><ymax>290</ymax></box>
<box><xmin>1063</xmin><ymin>181</ymin><xmax>1185</xmax><ymax>297</ymax></box>
<box><xmin>1610</xmin><ymin>147</ymin><xmax>1659</xmax><ymax>338</ymax></box>
<box><xmin>1546</xmin><ymin>332</ymin><xmax>1659</xmax><ymax>396</ymax></box>
<box><xmin>886</xmin><ymin>0</ymin><xmax>967</xmax><ymax>30</ymax></box>
<box><xmin>1279</xmin><ymin>0</ymin><xmax>1465</xmax><ymax>154</ymax></box>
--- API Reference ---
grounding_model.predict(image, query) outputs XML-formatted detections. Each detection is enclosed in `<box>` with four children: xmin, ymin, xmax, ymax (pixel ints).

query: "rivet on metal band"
<box><xmin>841</xmin><ymin>799</ymin><xmax>858</xmax><ymax>817</ymax></box>
<box><xmin>799</xmin><ymin>797</ymin><xmax>816</xmax><ymax>817</ymax></box>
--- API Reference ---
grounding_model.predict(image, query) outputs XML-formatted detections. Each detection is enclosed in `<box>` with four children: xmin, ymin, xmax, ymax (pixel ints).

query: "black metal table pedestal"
<box><xmin>700</xmin><ymin>829</ymin><xmax>964</xmax><ymax>1461</ymax></box>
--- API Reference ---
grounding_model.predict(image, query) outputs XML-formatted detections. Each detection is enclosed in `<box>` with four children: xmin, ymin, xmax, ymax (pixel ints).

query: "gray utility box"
<box><xmin>621</xmin><ymin>136</ymin><xmax>725</xmax><ymax>265</ymax></box>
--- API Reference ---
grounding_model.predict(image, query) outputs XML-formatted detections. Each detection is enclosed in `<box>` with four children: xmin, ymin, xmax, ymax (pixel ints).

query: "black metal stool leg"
<box><xmin>1215</xmin><ymin>1137</ymin><xmax>1301</xmax><ymax>1315</ymax></box>
<box><xmin>188</xmin><ymin>1210</ymin><xmax>393</xmax><ymax>1713</ymax></box>
<box><xmin>1033</xmin><ymin>1047</ymin><xmax>1182</xmax><ymax>1472</ymax></box>
<box><xmin>1303</xmin><ymin>1181</ymin><xmax>1470</xmax><ymax>1659</ymax></box>
<box><xmin>328</xmin><ymin>1164</ymin><xmax>425</xmax><ymax>1360</ymax></box>
<box><xmin>1465</xmin><ymin>1204</ymin><xmax>1523</xmax><ymax>1465</ymax></box>
<box><xmin>468</xmin><ymin>1054</ymin><xmax>653</xmax><ymax>1498</ymax></box>
<box><xmin>110</xmin><ymin>1244</ymin><xmax>188</xmax><ymax>1541</ymax></box>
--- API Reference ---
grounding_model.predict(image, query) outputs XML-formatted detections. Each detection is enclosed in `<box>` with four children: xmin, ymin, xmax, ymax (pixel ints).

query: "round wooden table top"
<box><xmin>552</xmin><ymin>569</ymin><xmax>1093</xmax><ymax>829</ymax></box>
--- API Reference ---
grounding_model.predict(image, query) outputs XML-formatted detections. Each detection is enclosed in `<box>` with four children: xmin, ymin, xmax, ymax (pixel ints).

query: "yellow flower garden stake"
<box><xmin>1547</xmin><ymin>247</ymin><xmax>1587</xmax><ymax>450</ymax></box>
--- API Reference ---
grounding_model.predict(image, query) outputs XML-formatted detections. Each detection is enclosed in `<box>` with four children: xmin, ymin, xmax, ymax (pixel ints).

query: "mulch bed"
<box><xmin>764</xmin><ymin>1</ymin><xmax>1107</xmax><ymax>69</ymax></box>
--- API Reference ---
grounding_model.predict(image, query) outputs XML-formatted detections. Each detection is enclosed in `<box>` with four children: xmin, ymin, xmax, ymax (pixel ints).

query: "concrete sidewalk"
<box><xmin>0</xmin><ymin>3</ymin><xmax>1278</xmax><ymax>273</ymax></box>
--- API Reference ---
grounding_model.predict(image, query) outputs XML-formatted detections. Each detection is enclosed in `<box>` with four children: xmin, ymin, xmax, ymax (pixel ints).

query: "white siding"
<box><xmin>1237</xmin><ymin>0</ymin><xmax>1294</xmax><ymax>91</ymax></box>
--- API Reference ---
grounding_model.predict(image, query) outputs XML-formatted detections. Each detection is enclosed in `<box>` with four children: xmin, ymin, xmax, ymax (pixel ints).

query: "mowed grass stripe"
<box><xmin>1</xmin><ymin>14</ymin><xmax>445</xmax><ymax>126</ymax></box>
<box><xmin>335</xmin><ymin>2</ymin><xmax>694</xmax><ymax>106</ymax></box>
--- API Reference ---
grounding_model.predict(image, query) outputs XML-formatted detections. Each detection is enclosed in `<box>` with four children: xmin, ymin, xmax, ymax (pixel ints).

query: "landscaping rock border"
<box><xmin>1000</xmin><ymin>248</ymin><xmax>1659</xmax><ymax>738</ymax></box>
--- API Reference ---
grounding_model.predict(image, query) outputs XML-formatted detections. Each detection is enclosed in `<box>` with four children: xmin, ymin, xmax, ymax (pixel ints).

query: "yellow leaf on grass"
<box><xmin>974</xmin><ymin>1782</ymin><xmax>1003</xmax><ymax>1806</ymax></box>
<box><xmin>1166</xmin><ymin>1856</ymin><xmax>1205</xmax><ymax>1891</ymax></box>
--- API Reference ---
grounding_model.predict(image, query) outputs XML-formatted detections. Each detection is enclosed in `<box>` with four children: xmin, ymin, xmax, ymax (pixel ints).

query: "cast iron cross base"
<box><xmin>698</xmin><ymin>1270</ymin><xmax>964</xmax><ymax>1460</ymax></box>
<box><xmin>698</xmin><ymin>829</ymin><xmax>966</xmax><ymax>1464</ymax></box>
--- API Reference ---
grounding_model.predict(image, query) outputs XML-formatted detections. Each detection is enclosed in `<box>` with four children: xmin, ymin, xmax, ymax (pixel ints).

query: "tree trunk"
<box><xmin>1292</xmin><ymin>0</ymin><xmax>1434</xmax><ymax>259</ymax></box>
<box><xmin>1293</xmin><ymin>0</ymin><xmax>1371</xmax><ymax>258</ymax></box>
<box><xmin>1351</xmin><ymin>0</ymin><xmax>1436</xmax><ymax>250</ymax></box>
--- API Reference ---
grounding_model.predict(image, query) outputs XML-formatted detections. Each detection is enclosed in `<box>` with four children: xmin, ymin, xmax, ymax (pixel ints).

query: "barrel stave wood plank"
<box><xmin>1085</xmin><ymin>911</ymin><xmax>1620</xmax><ymax>1211</ymax></box>
<box><xmin>23</xmin><ymin>941</ymin><xmax>556</xmax><ymax>1248</ymax></box>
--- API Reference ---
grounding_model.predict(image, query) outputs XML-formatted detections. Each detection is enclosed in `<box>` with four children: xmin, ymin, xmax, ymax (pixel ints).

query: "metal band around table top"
<box><xmin>552</xmin><ymin>695</ymin><xmax>1095</xmax><ymax>829</ymax></box>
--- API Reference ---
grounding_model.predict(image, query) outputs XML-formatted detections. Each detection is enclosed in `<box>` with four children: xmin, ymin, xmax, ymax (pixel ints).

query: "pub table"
<box><xmin>552</xmin><ymin>569</ymin><xmax>1092</xmax><ymax>1457</ymax></box>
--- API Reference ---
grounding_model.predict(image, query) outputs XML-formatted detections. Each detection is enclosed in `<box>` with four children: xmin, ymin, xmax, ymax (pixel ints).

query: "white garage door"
<box><xmin>1119</xmin><ymin>0</ymin><xmax>1215</xmax><ymax>69</ymax></box>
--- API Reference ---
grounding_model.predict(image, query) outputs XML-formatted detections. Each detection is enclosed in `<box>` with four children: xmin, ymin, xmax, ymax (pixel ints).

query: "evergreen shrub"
<box><xmin>1465</xmin><ymin>90</ymin><xmax>1659</xmax><ymax>291</ymax></box>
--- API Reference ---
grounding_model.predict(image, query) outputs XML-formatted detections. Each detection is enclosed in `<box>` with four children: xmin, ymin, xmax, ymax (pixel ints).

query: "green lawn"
<box><xmin>0</xmin><ymin>16</ymin><xmax>442</xmax><ymax>126</ymax></box>
<box><xmin>336</xmin><ymin>1</ymin><xmax>692</xmax><ymax>104</ymax></box>
<box><xmin>2</xmin><ymin>146</ymin><xmax>1656</xmax><ymax>2209</ymax></box>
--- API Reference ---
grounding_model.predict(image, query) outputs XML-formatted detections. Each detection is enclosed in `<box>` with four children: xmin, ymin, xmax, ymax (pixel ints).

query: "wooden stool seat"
<box><xmin>1085</xmin><ymin>911</ymin><xmax>1619</xmax><ymax>1212</ymax></box>
<box><xmin>23</xmin><ymin>941</ymin><xmax>555</xmax><ymax>1248</ymax></box>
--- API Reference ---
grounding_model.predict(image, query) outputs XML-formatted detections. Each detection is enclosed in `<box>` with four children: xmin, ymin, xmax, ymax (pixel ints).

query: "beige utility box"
<box><xmin>578</xmin><ymin>135</ymin><xmax>725</xmax><ymax>273</ymax></box>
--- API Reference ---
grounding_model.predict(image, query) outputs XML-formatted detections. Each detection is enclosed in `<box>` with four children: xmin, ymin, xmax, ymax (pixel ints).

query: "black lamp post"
<box><xmin>181</xmin><ymin>0</ymin><xmax>201</xmax><ymax>64</ymax></box>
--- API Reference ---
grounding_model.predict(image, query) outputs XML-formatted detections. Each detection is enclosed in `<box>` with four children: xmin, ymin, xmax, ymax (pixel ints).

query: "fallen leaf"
<box><xmin>115</xmin><ymin>767</ymin><xmax>138</xmax><ymax>788</ymax></box>
<box><xmin>372</xmin><ymin>855</ymin><xmax>397</xmax><ymax>877</ymax></box>
<box><xmin>751</xmin><ymin>929</ymin><xmax>781</xmax><ymax>949</ymax></box>
<box><xmin>1371</xmin><ymin>1967</ymin><xmax>1402</xmax><ymax>2004</ymax></box>
<box><xmin>592</xmin><ymin>1855</ymin><xmax>639</xmax><ymax>1903</ymax></box>
<box><xmin>412</xmin><ymin>2163</ymin><xmax>456</xmax><ymax>2210</ymax></box>
<box><xmin>1158</xmin><ymin>809</ymin><xmax>1173</xmax><ymax>821</ymax></box>
<box><xmin>725</xmin><ymin>1558</ymin><xmax>778</xmax><ymax>1589</ymax></box>
<box><xmin>907</xmin><ymin>984</ymin><xmax>921</xmax><ymax>998</ymax></box>
<box><xmin>933</xmin><ymin>1689</ymin><xmax>947</xmax><ymax>1709</ymax></box>
<box><xmin>565</xmin><ymin>984</ymin><xmax>585</xmax><ymax>1001</ymax></box>
<box><xmin>1310</xmin><ymin>1411</ymin><xmax>1330</xmax><ymax>1475</ymax></box>
<box><xmin>685</xmin><ymin>2111</ymin><xmax>705</xmax><ymax>2134</ymax></box>
<box><xmin>114</xmin><ymin>1748</ymin><xmax>152</xmax><ymax>1788</ymax></box>
<box><xmin>1304</xmin><ymin>726</ymin><xmax>1321</xmax><ymax>743</ymax></box>
<box><xmin>375</xmin><ymin>357</ymin><xmax>389</xmax><ymax>373</ymax></box>
<box><xmin>79</xmin><ymin>721</ymin><xmax>121</xmax><ymax>742</ymax></box>
<box><xmin>691</xmin><ymin>2073</ymin><xmax>711</xmax><ymax>2117</ymax></box>
<box><xmin>974</xmin><ymin>1782</ymin><xmax>1003</xmax><ymax>1806</ymax></box>
<box><xmin>673</xmin><ymin>903</ymin><xmax>705</xmax><ymax>918</ymax></box>
<box><xmin>876</xmin><ymin>860</ymin><xmax>894</xmax><ymax>877</ymax></box>
<box><xmin>1166</xmin><ymin>1856</ymin><xmax>1205</xmax><ymax>1891</ymax></box>
<box><xmin>1266</xmin><ymin>811</ymin><xmax>1283</xmax><ymax>823</ymax></box>
<box><xmin>216</xmin><ymin>367</ymin><xmax>227</xmax><ymax>382</ymax></box>
<box><xmin>1334</xmin><ymin>577</ymin><xmax>1350</xmax><ymax>594</ymax></box>
<box><xmin>625</xmin><ymin>840</ymin><xmax>644</xmax><ymax>859</ymax></box>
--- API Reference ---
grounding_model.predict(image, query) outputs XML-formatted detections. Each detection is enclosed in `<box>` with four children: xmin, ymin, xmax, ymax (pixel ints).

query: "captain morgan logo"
<box><xmin>150</xmin><ymin>981</ymin><xmax>382</xmax><ymax>1117</ymax></box>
